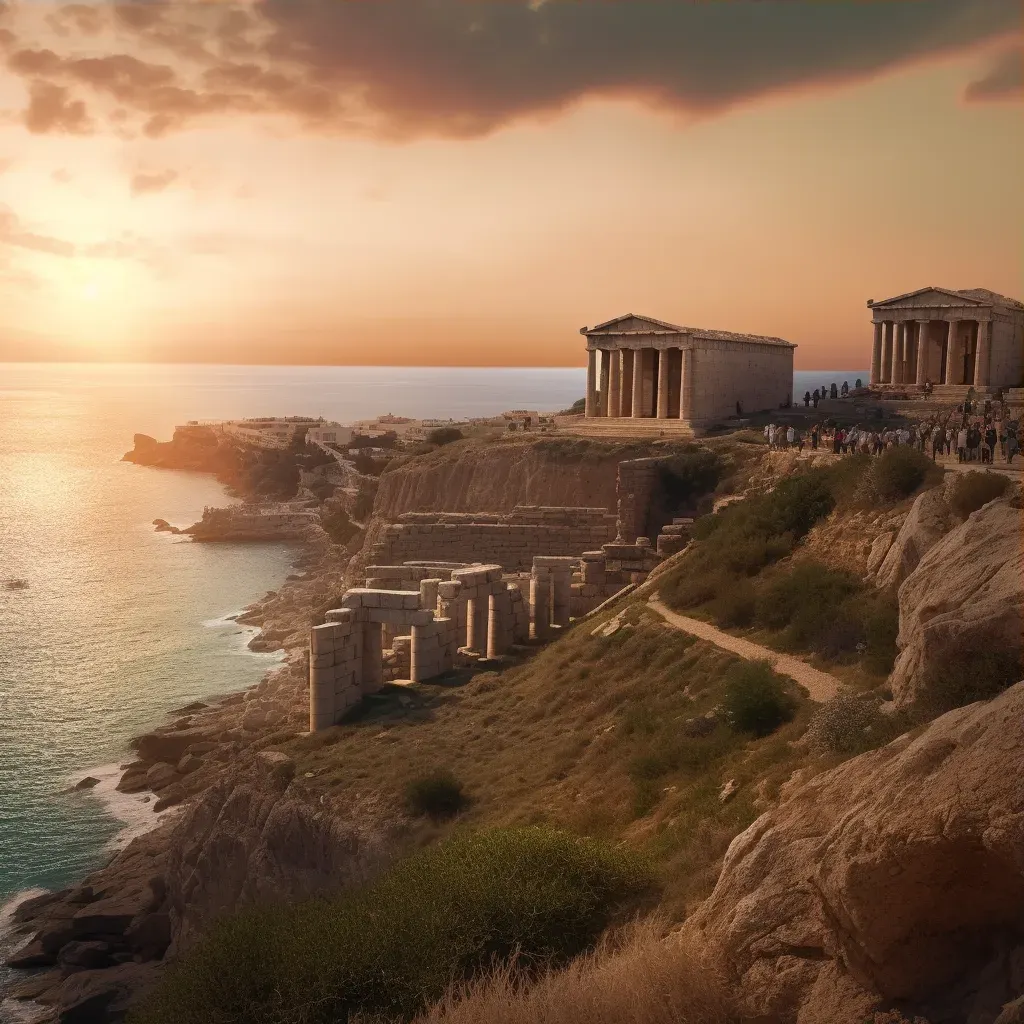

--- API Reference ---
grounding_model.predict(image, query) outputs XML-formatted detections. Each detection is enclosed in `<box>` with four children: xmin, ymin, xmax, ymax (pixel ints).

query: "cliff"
<box><xmin>371</xmin><ymin>436</ymin><xmax>689</xmax><ymax>520</ymax></box>
<box><xmin>686</xmin><ymin>680</ymin><xmax>1024</xmax><ymax>1024</ymax></box>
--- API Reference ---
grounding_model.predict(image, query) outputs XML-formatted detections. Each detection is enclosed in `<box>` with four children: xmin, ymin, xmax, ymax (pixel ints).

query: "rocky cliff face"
<box><xmin>687</xmin><ymin>681</ymin><xmax>1024</xmax><ymax>1024</ymax></box>
<box><xmin>371</xmin><ymin>438</ymin><xmax>668</xmax><ymax>520</ymax></box>
<box><xmin>888</xmin><ymin>493</ymin><xmax>1023</xmax><ymax>710</ymax></box>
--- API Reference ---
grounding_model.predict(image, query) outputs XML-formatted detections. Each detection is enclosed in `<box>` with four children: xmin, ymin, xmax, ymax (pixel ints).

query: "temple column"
<box><xmin>944</xmin><ymin>321</ymin><xmax>959</xmax><ymax>385</ymax></box>
<box><xmin>631</xmin><ymin>347</ymin><xmax>644</xmax><ymax>418</ymax></box>
<box><xmin>598</xmin><ymin>349</ymin><xmax>610</xmax><ymax>416</ymax></box>
<box><xmin>870</xmin><ymin>323</ymin><xmax>883</xmax><ymax>384</ymax></box>
<box><xmin>975</xmin><ymin>320</ymin><xmax>991</xmax><ymax>386</ymax></box>
<box><xmin>915</xmin><ymin>321</ymin><xmax>929</xmax><ymax>384</ymax></box>
<box><xmin>619</xmin><ymin>350</ymin><xmax>632</xmax><ymax>417</ymax></box>
<box><xmin>585</xmin><ymin>349</ymin><xmax>598</xmax><ymax>417</ymax></box>
<box><xmin>608</xmin><ymin>348</ymin><xmax>621</xmax><ymax>417</ymax></box>
<box><xmin>881</xmin><ymin>322</ymin><xmax>894</xmax><ymax>383</ymax></box>
<box><xmin>656</xmin><ymin>348</ymin><xmax>670</xmax><ymax>418</ymax></box>
<box><xmin>891</xmin><ymin>322</ymin><xmax>904</xmax><ymax>384</ymax></box>
<box><xmin>679</xmin><ymin>348</ymin><xmax>694</xmax><ymax>421</ymax></box>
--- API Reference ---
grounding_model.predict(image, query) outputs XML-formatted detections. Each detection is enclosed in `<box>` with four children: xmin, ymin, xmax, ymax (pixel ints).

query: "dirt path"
<box><xmin>648</xmin><ymin>595</ymin><xmax>841</xmax><ymax>703</ymax></box>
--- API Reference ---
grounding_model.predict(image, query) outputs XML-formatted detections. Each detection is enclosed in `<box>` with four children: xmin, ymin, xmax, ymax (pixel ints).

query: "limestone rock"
<box><xmin>888</xmin><ymin>499</ymin><xmax>1023</xmax><ymax>709</ymax></box>
<box><xmin>865</xmin><ymin>530</ymin><xmax>893</xmax><ymax>575</ymax></box>
<box><xmin>686</xmin><ymin>682</ymin><xmax>1024</xmax><ymax>1024</ymax></box>
<box><xmin>132</xmin><ymin>727</ymin><xmax>215</xmax><ymax>765</ymax></box>
<box><xmin>58</xmin><ymin>939</ymin><xmax>117</xmax><ymax>971</ymax></box>
<box><xmin>874</xmin><ymin>483</ymin><xmax>957</xmax><ymax>590</ymax></box>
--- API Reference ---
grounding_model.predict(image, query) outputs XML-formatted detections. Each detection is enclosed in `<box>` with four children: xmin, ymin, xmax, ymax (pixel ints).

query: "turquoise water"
<box><xmin>0</xmin><ymin>364</ymin><xmax>591</xmax><ymax>927</ymax></box>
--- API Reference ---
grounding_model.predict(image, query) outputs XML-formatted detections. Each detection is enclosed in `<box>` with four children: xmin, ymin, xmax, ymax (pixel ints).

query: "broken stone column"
<box><xmin>419</xmin><ymin>577</ymin><xmax>441</xmax><ymax>615</ymax></box>
<box><xmin>551</xmin><ymin>570</ymin><xmax>571</xmax><ymax>627</ymax></box>
<box><xmin>531</xmin><ymin>571</ymin><xmax>551</xmax><ymax>640</ymax></box>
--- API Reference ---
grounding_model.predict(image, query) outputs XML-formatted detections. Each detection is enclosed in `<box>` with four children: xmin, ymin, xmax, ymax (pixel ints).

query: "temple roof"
<box><xmin>869</xmin><ymin>287</ymin><xmax>1024</xmax><ymax>310</ymax></box>
<box><xmin>581</xmin><ymin>313</ymin><xmax>795</xmax><ymax>347</ymax></box>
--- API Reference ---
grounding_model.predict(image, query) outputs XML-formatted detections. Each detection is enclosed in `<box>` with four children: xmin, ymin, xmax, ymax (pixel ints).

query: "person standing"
<box><xmin>786</xmin><ymin>425</ymin><xmax>796</xmax><ymax>448</ymax></box>
<box><xmin>956</xmin><ymin>425</ymin><xmax>968</xmax><ymax>464</ymax></box>
<box><xmin>811</xmin><ymin>424</ymin><xmax>819</xmax><ymax>450</ymax></box>
<box><xmin>985</xmin><ymin>424</ymin><xmax>997</xmax><ymax>465</ymax></box>
<box><xmin>945</xmin><ymin>426</ymin><xmax>954</xmax><ymax>456</ymax></box>
<box><xmin>931</xmin><ymin>425</ymin><xmax>944</xmax><ymax>462</ymax></box>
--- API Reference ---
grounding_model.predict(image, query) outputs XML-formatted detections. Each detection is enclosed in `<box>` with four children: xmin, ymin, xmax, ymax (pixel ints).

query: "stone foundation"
<box><xmin>367</xmin><ymin>506</ymin><xmax>618</xmax><ymax>571</ymax></box>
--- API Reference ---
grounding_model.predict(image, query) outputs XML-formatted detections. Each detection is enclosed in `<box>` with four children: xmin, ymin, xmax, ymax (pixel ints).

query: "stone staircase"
<box><xmin>554</xmin><ymin>416</ymin><xmax>696</xmax><ymax>439</ymax></box>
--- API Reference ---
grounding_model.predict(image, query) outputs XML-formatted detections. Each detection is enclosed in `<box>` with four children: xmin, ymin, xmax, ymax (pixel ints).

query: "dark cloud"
<box><xmin>4</xmin><ymin>0</ymin><xmax>1021</xmax><ymax>139</ymax></box>
<box><xmin>129</xmin><ymin>166</ymin><xmax>178</xmax><ymax>195</ymax></box>
<box><xmin>23</xmin><ymin>80</ymin><xmax>92</xmax><ymax>133</ymax></box>
<box><xmin>964</xmin><ymin>42</ymin><xmax>1023</xmax><ymax>100</ymax></box>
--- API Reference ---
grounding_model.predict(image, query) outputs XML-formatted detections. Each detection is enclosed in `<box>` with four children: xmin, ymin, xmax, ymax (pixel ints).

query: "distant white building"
<box><xmin>307</xmin><ymin>422</ymin><xmax>353</xmax><ymax>446</ymax></box>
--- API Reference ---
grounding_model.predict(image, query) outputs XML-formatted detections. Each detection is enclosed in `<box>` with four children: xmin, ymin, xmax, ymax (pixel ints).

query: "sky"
<box><xmin>0</xmin><ymin>0</ymin><xmax>1021</xmax><ymax>369</ymax></box>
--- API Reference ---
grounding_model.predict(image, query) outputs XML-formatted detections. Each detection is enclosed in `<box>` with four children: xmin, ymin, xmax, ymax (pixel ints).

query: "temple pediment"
<box><xmin>870</xmin><ymin>287</ymin><xmax>988</xmax><ymax>310</ymax></box>
<box><xmin>585</xmin><ymin>314</ymin><xmax>684</xmax><ymax>335</ymax></box>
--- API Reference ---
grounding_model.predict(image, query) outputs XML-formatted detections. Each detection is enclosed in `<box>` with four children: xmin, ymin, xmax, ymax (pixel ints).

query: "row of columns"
<box><xmin>870</xmin><ymin>319</ymin><xmax>992</xmax><ymax>388</ymax></box>
<box><xmin>585</xmin><ymin>347</ymin><xmax>694</xmax><ymax>419</ymax></box>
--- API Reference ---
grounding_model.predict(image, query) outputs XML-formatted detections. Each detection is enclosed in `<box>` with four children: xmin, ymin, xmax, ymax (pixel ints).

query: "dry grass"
<box><xmin>283</xmin><ymin>607</ymin><xmax>817</xmax><ymax>916</ymax></box>
<box><xmin>413</xmin><ymin>918</ymin><xmax>737</xmax><ymax>1024</ymax></box>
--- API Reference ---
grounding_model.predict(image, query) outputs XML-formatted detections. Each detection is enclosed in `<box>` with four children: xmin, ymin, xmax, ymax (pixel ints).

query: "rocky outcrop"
<box><xmin>687</xmin><ymin>682</ymin><xmax>1024</xmax><ymax>1024</ymax></box>
<box><xmin>371</xmin><ymin>437</ymin><xmax>670</xmax><ymax>521</ymax></box>
<box><xmin>873</xmin><ymin>479</ymin><xmax>958</xmax><ymax>590</ymax></box>
<box><xmin>7</xmin><ymin>750</ymin><xmax>401</xmax><ymax>1021</ymax></box>
<box><xmin>888</xmin><ymin>495</ymin><xmax>1023</xmax><ymax>710</ymax></box>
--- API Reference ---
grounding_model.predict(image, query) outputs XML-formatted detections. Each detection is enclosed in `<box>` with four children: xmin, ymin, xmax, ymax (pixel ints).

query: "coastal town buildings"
<box><xmin>581</xmin><ymin>314</ymin><xmax>795</xmax><ymax>430</ymax></box>
<box><xmin>868</xmin><ymin>288</ymin><xmax>1024</xmax><ymax>391</ymax></box>
<box><xmin>306</xmin><ymin>421</ymin><xmax>353</xmax><ymax>446</ymax></box>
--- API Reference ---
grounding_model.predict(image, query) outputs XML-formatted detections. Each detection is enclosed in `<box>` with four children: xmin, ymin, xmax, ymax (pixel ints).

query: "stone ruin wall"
<box><xmin>367</xmin><ymin>505</ymin><xmax>618</xmax><ymax>571</ymax></box>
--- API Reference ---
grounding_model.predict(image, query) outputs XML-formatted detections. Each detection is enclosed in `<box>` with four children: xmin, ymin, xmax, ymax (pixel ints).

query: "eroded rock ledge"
<box><xmin>687</xmin><ymin>680</ymin><xmax>1024</xmax><ymax>1024</ymax></box>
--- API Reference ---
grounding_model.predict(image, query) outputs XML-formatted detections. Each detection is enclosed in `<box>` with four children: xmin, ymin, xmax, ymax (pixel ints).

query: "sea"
<box><xmin>0</xmin><ymin>362</ymin><xmax>864</xmax><ymax>1002</ymax></box>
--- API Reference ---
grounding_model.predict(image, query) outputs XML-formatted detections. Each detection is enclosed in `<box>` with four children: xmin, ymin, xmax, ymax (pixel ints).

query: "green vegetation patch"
<box><xmin>132</xmin><ymin>827</ymin><xmax>650</xmax><ymax>1024</ymax></box>
<box><xmin>721</xmin><ymin>661</ymin><xmax>796</xmax><ymax>737</ymax></box>
<box><xmin>949</xmin><ymin>470</ymin><xmax>1009</xmax><ymax>519</ymax></box>
<box><xmin>320</xmin><ymin>508</ymin><xmax>360</xmax><ymax>546</ymax></box>
<box><xmin>405</xmin><ymin>768</ymin><xmax>470</xmax><ymax>820</ymax></box>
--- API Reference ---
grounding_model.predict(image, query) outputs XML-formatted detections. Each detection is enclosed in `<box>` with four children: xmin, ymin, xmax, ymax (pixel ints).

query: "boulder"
<box><xmin>73</xmin><ymin>776</ymin><xmax>101</xmax><ymax>791</ymax></box>
<box><xmin>132</xmin><ymin>728</ymin><xmax>215</xmax><ymax>764</ymax></box>
<box><xmin>144</xmin><ymin>762</ymin><xmax>179</xmax><ymax>792</ymax></box>
<box><xmin>176</xmin><ymin>753</ymin><xmax>203</xmax><ymax>775</ymax></box>
<box><xmin>58</xmin><ymin>940</ymin><xmax>117</xmax><ymax>971</ymax></box>
<box><xmin>125</xmin><ymin>912</ymin><xmax>172</xmax><ymax>961</ymax></box>
<box><xmin>6</xmin><ymin>937</ymin><xmax>55</xmax><ymax>968</ymax></box>
<box><xmin>874</xmin><ymin>482</ymin><xmax>957</xmax><ymax>590</ymax></box>
<box><xmin>53</xmin><ymin>961</ymin><xmax>162</xmax><ymax>1024</ymax></box>
<box><xmin>686</xmin><ymin>681</ymin><xmax>1024</xmax><ymax>1024</ymax></box>
<box><xmin>888</xmin><ymin>499</ymin><xmax>1023</xmax><ymax>710</ymax></box>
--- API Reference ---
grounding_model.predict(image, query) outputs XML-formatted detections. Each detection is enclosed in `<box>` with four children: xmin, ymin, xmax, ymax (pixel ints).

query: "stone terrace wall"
<box><xmin>367</xmin><ymin>505</ymin><xmax>618</xmax><ymax>571</ymax></box>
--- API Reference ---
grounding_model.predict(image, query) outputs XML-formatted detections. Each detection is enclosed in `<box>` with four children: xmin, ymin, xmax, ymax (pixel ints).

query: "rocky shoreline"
<box><xmin>1</xmin><ymin>502</ymin><xmax>356</xmax><ymax>1022</ymax></box>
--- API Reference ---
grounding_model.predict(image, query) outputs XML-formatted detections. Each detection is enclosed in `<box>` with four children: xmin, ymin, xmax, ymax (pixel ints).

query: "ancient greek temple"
<box><xmin>581</xmin><ymin>315</ymin><xmax>795</xmax><ymax>430</ymax></box>
<box><xmin>868</xmin><ymin>288</ymin><xmax>1024</xmax><ymax>391</ymax></box>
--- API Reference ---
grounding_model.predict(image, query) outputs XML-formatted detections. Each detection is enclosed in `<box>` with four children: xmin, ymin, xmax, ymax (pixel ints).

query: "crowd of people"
<box><xmin>764</xmin><ymin>391</ymin><xmax>1021</xmax><ymax>466</ymax></box>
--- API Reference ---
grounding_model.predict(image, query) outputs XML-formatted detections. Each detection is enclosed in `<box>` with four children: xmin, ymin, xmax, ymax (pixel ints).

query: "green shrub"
<box><xmin>919</xmin><ymin>632</ymin><xmax>1021</xmax><ymax>716</ymax></box>
<box><xmin>858</xmin><ymin>446</ymin><xmax>934</xmax><ymax>504</ymax></box>
<box><xmin>806</xmin><ymin>695</ymin><xmax>889</xmax><ymax>755</ymax></box>
<box><xmin>708</xmin><ymin>579</ymin><xmax>756</xmax><ymax>628</ymax></box>
<box><xmin>755</xmin><ymin>563</ymin><xmax>859</xmax><ymax>641</ymax></box>
<box><xmin>721</xmin><ymin>661</ymin><xmax>795</xmax><ymax>737</ymax></box>
<box><xmin>405</xmin><ymin>769</ymin><xmax>469</xmax><ymax>820</ymax></box>
<box><xmin>862</xmin><ymin>596</ymin><xmax>900</xmax><ymax>675</ymax></box>
<box><xmin>132</xmin><ymin>827</ymin><xmax>651</xmax><ymax>1024</ymax></box>
<box><xmin>764</xmin><ymin>471</ymin><xmax>836</xmax><ymax>539</ymax></box>
<box><xmin>427</xmin><ymin>427</ymin><xmax>464</xmax><ymax>446</ymax></box>
<box><xmin>949</xmin><ymin>471</ymin><xmax>1009</xmax><ymax>519</ymax></box>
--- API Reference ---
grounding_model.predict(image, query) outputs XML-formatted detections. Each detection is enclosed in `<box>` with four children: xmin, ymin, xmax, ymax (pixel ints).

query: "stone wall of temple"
<box><xmin>367</xmin><ymin>506</ymin><xmax>618</xmax><ymax>571</ymax></box>
<box><xmin>689</xmin><ymin>338</ymin><xmax>794</xmax><ymax>426</ymax></box>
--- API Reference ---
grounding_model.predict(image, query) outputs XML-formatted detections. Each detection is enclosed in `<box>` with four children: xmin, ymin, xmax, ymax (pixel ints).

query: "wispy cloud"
<box><xmin>964</xmin><ymin>42</ymin><xmax>1023</xmax><ymax>100</ymax></box>
<box><xmin>129</xmin><ymin>167</ymin><xmax>178</xmax><ymax>195</ymax></box>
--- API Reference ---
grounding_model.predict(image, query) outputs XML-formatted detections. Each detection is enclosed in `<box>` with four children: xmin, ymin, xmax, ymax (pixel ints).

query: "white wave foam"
<box><xmin>68</xmin><ymin>764</ymin><xmax>174</xmax><ymax>854</ymax></box>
